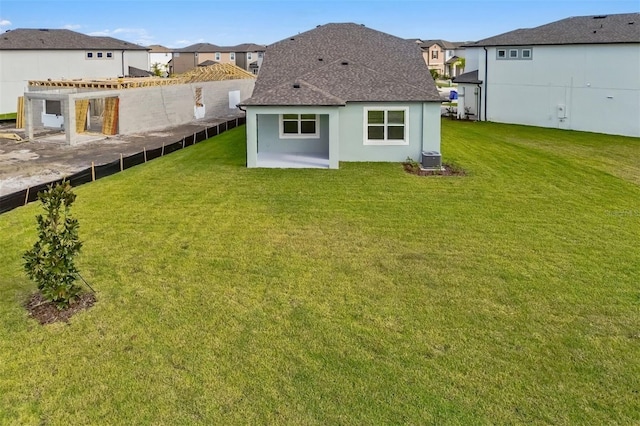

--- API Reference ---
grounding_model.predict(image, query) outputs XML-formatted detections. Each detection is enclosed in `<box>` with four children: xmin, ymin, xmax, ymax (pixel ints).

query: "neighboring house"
<box><xmin>232</xmin><ymin>43</ymin><xmax>267</xmax><ymax>75</ymax></box>
<box><xmin>148</xmin><ymin>44</ymin><xmax>173</xmax><ymax>76</ymax></box>
<box><xmin>240</xmin><ymin>23</ymin><xmax>442</xmax><ymax>169</ymax></box>
<box><xmin>411</xmin><ymin>39</ymin><xmax>465</xmax><ymax>77</ymax></box>
<box><xmin>0</xmin><ymin>28</ymin><xmax>149</xmax><ymax>118</ymax></box>
<box><xmin>171</xmin><ymin>43</ymin><xmax>266</xmax><ymax>75</ymax></box>
<box><xmin>457</xmin><ymin>13</ymin><xmax>640</xmax><ymax>137</ymax></box>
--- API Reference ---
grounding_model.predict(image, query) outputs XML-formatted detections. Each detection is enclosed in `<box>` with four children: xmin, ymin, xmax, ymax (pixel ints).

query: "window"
<box><xmin>106</xmin><ymin>52</ymin><xmax>113</xmax><ymax>58</ymax></box>
<box><xmin>280</xmin><ymin>114</ymin><xmax>319</xmax><ymax>138</ymax></box>
<box><xmin>230</xmin><ymin>52</ymin><xmax>235</xmax><ymax>60</ymax></box>
<box><xmin>97</xmin><ymin>52</ymin><xmax>103</xmax><ymax>58</ymax></box>
<box><xmin>497</xmin><ymin>47</ymin><xmax>533</xmax><ymax>60</ymax></box>
<box><xmin>86</xmin><ymin>52</ymin><xmax>93</xmax><ymax>59</ymax></box>
<box><xmin>258</xmin><ymin>52</ymin><xmax>263</xmax><ymax>58</ymax></box>
<box><xmin>215</xmin><ymin>52</ymin><xmax>220</xmax><ymax>61</ymax></box>
<box><xmin>364</xmin><ymin>108</ymin><xmax>408</xmax><ymax>145</ymax></box>
<box><xmin>431</xmin><ymin>50</ymin><xmax>438</xmax><ymax>59</ymax></box>
<box><xmin>248</xmin><ymin>52</ymin><xmax>253</xmax><ymax>60</ymax></box>
<box><xmin>45</xmin><ymin>100</ymin><xmax>62</xmax><ymax>115</ymax></box>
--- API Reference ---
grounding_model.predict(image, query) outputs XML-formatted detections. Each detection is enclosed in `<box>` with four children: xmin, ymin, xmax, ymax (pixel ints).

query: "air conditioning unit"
<box><xmin>421</xmin><ymin>151</ymin><xmax>442</xmax><ymax>169</ymax></box>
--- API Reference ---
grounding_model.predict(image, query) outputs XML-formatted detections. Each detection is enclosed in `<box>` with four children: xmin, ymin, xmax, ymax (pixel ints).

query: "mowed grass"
<box><xmin>1</xmin><ymin>121</ymin><xmax>638</xmax><ymax>424</ymax></box>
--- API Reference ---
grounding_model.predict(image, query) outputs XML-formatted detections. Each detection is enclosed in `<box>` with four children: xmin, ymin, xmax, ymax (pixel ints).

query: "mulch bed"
<box><xmin>403</xmin><ymin>162</ymin><xmax>467</xmax><ymax>176</ymax></box>
<box><xmin>25</xmin><ymin>292</ymin><xmax>96</xmax><ymax>325</ymax></box>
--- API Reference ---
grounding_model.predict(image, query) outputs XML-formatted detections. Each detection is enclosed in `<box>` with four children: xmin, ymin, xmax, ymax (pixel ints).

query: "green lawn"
<box><xmin>1</xmin><ymin>121</ymin><xmax>638</xmax><ymax>424</ymax></box>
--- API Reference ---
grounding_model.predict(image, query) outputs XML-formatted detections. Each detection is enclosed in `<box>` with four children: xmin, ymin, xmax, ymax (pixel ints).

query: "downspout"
<box><xmin>121</xmin><ymin>50</ymin><xmax>125</xmax><ymax>77</ymax></box>
<box><xmin>483</xmin><ymin>47</ymin><xmax>488</xmax><ymax>121</ymax></box>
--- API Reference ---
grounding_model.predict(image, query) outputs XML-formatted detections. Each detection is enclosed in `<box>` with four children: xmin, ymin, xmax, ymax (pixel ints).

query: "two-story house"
<box><xmin>411</xmin><ymin>39</ymin><xmax>465</xmax><ymax>77</ymax></box>
<box><xmin>0</xmin><ymin>28</ymin><xmax>149</xmax><ymax>118</ymax></box>
<box><xmin>170</xmin><ymin>43</ymin><xmax>266</xmax><ymax>75</ymax></box>
<box><xmin>455</xmin><ymin>12</ymin><xmax>639</xmax><ymax>137</ymax></box>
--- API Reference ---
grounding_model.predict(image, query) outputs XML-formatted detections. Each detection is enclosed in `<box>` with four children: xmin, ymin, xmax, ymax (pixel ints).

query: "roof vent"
<box><xmin>629</xmin><ymin>22</ymin><xmax>635</xmax><ymax>25</ymax></box>
<box><xmin>318</xmin><ymin>58</ymin><xmax>323</xmax><ymax>62</ymax></box>
<box><xmin>290</xmin><ymin>38</ymin><xmax>295</xmax><ymax>41</ymax></box>
<box><xmin>341</xmin><ymin>61</ymin><xmax>349</xmax><ymax>65</ymax></box>
<box><xmin>593</xmin><ymin>15</ymin><xmax>607</xmax><ymax>19</ymax></box>
<box><xmin>39</xmin><ymin>29</ymin><xmax>49</xmax><ymax>32</ymax></box>
<box><xmin>293</xmin><ymin>83</ymin><xmax>300</xmax><ymax>89</ymax></box>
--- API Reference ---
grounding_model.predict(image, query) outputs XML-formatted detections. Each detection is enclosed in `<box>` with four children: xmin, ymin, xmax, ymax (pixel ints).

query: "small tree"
<box><xmin>150</xmin><ymin>62</ymin><xmax>165</xmax><ymax>77</ymax></box>
<box><xmin>24</xmin><ymin>180</ymin><xmax>83</xmax><ymax>309</ymax></box>
<box><xmin>429</xmin><ymin>68</ymin><xmax>440</xmax><ymax>81</ymax></box>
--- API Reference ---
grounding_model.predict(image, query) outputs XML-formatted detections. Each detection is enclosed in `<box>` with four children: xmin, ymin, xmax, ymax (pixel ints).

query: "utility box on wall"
<box><xmin>421</xmin><ymin>151</ymin><xmax>442</xmax><ymax>169</ymax></box>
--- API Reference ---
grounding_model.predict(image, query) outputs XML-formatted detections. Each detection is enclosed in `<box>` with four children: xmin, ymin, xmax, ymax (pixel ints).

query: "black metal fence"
<box><xmin>0</xmin><ymin>117</ymin><xmax>245</xmax><ymax>215</ymax></box>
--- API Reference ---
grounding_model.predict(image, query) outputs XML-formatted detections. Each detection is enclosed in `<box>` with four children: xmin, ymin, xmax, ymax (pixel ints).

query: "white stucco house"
<box><xmin>455</xmin><ymin>13</ymin><xmax>640</xmax><ymax>137</ymax></box>
<box><xmin>240</xmin><ymin>23</ymin><xmax>442</xmax><ymax>169</ymax></box>
<box><xmin>148</xmin><ymin>44</ymin><xmax>173</xmax><ymax>76</ymax></box>
<box><xmin>0</xmin><ymin>28</ymin><xmax>149</xmax><ymax>118</ymax></box>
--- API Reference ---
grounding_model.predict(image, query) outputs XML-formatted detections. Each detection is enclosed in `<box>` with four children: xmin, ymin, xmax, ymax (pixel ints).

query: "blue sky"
<box><xmin>0</xmin><ymin>0</ymin><xmax>637</xmax><ymax>47</ymax></box>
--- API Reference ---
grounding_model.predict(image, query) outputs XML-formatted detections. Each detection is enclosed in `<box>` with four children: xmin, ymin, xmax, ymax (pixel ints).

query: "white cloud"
<box><xmin>88</xmin><ymin>27</ymin><xmax>154</xmax><ymax>46</ymax></box>
<box><xmin>63</xmin><ymin>24</ymin><xmax>82</xmax><ymax>30</ymax></box>
<box><xmin>0</xmin><ymin>19</ymin><xmax>12</xmax><ymax>27</ymax></box>
<box><xmin>172</xmin><ymin>38</ymin><xmax>205</xmax><ymax>47</ymax></box>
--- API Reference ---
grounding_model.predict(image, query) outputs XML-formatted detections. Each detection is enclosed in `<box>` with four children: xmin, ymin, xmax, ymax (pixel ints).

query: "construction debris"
<box><xmin>0</xmin><ymin>133</ymin><xmax>23</xmax><ymax>141</ymax></box>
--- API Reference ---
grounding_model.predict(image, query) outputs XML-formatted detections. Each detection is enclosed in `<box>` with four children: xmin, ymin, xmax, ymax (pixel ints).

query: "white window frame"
<box><xmin>86</xmin><ymin>52</ymin><xmax>93</xmax><ymax>59</ymax></box>
<box><xmin>521</xmin><ymin>48</ymin><xmax>532</xmax><ymax>59</ymax></box>
<box><xmin>363</xmin><ymin>107</ymin><xmax>409</xmax><ymax>146</ymax></box>
<box><xmin>279</xmin><ymin>114</ymin><xmax>320</xmax><ymax>139</ymax></box>
<box><xmin>509</xmin><ymin>49</ymin><xmax>518</xmax><ymax>58</ymax></box>
<box><xmin>230</xmin><ymin>52</ymin><xmax>235</xmax><ymax>61</ymax></box>
<box><xmin>248</xmin><ymin>52</ymin><xmax>253</xmax><ymax>60</ymax></box>
<box><xmin>497</xmin><ymin>49</ymin><xmax>506</xmax><ymax>59</ymax></box>
<box><xmin>215</xmin><ymin>52</ymin><xmax>221</xmax><ymax>61</ymax></box>
<box><xmin>106</xmin><ymin>52</ymin><xmax>113</xmax><ymax>59</ymax></box>
<box><xmin>258</xmin><ymin>52</ymin><xmax>263</xmax><ymax>58</ymax></box>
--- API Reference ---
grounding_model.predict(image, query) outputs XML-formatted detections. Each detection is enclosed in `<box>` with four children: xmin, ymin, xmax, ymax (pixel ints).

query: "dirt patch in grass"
<box><xmin>25</xmin><ymin>292</ymin><xmax>96</xmax><ymax>325</ymax></box>
<box><xmin>403</xmin><ymin>161</ymin><xmax>467</xmax><ymax>176</ymax></box>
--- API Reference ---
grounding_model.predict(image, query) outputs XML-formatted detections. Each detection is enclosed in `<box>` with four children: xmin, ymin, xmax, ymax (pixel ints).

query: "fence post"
<box><xmin>161</xmin><ymin>142</ymin><xmax>165</xmax><ymax>156</ymax></box>
<box><xmin>143</xmin><ymin>147</ymin><xmax>147</xmax><ymax>163</ymax></box>
<box><xmin>193</xmin><ymin>132</ymin><xmax>196</xmax><ymax>144</ymax></box>
<box><xmin>24</xmin><ymin>187</ymin><xmax>30</xmax><ymax>206</ymax></box>
<box><xmin>91</xmin><ymin>162</ymin><xmax>95</xmax><ymax>181</ymax></box>
<box><xmin>120</xmin><ymin>154</ymin><xmax>123</xmax><ymax>171</ymax></box>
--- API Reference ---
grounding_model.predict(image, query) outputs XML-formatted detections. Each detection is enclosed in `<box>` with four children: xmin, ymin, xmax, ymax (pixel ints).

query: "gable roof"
<box><xmin>417</xmin><ymin>39</ymin><xmax>461</xmax><ymax>50</ymax></box>
<box><xmin>242</xmin><ymin>23</ymin><xmax>440</xmax><ymax>106</ymax></box>
<box><xmin>0</xmin><ymin>28</ymin><xmax>148</xmax><ymax>50</ymax></box>
<box><xmin>176</xmin><ymin>42</ymin><xmax>221</xmax><ymax>53</ymax></box>
<box><xmin>467</xmin><ymin>13</ymin><xmax>640</xmax><ymax>47</ymax></box>
<box><xmin>452</xmin><ymin>70</ymin><xmax>481</xmax><ymax>84</ymax></box>
<box><xmin>176</xmin><ymin>42</ymin><xmax>266</xmax><ymax>53</ymax></box>
<box><xmin>148</xmin><ymin>44</ymin><xmax>171</xmax><ymax>53</ymax></box>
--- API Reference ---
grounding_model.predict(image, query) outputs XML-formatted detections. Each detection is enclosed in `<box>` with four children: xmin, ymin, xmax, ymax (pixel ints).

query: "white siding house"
<box><xmin>456</xmin><ymin>13</ymin><xmax>640</xmax><ymax>137</ymax></box>
<box><xmin>0</xmin><ymin>29</ymin><xmax>149</xmax><ymax>118</ymax></box>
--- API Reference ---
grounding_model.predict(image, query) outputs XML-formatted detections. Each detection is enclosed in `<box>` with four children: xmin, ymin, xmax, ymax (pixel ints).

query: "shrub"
<box><xmin>23</xmin><ymin>181</ymin><xmax>83</xmax><ymax>309</ymax></box>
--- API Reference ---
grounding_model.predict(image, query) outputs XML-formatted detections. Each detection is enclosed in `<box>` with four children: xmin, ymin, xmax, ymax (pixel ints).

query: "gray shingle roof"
<box><xmin>467</xmin><ymin>13</ymin><xmax>640</xmax><ymax>47</ymax></box>
<box><xmin>452</xmin><ymin>70</ymin><xmax>481</xmax><ymax>84</ymax></box>
<box><xmin>242</xmin><ymin>23</ymin><xmax>440</xmax><ymax>106</ymax></box>
<box><xmin>0</xmin><ymin>28</ymin><xmax>148</xmax><ymax>50</ymax></box>
<box><xmin>176</xmin><ymin>42</ymin><xmax>221</xmax><ymax>53</ymax></box>
<box><xmin>176</xmin><ymin>42</ymin><xmax>266</xmax><ymax>53</ymax></box>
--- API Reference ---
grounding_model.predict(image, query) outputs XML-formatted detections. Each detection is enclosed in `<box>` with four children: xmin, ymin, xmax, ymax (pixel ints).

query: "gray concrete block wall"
<box><xmin>117</xmin><ymin>79</ymin><xmax>255</xmax><ymax>134</ymax></box>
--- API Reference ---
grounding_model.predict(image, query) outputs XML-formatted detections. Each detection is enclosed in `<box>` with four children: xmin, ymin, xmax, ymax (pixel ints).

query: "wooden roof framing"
<box><xmin>28</xmin><ymin>63</ymin><xmax>255</xmax><ymax>90</ymax></box>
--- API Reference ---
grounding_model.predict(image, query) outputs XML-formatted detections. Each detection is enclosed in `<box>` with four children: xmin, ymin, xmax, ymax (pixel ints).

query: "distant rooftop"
<box><xmin>466</xmin><ymin>12</ymin><xmax>640</xmax><ymax>47</ymax></box>
<box><xmin>0</xmin><ymin>28</ymin><xmax>147</xmax><ymax>50</ymax></box>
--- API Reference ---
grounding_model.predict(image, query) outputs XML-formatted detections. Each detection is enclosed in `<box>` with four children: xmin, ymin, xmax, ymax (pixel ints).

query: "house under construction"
<box><xmin>22</xmin><ymin>63</ymin><xmax>256</xmax><ymax>144</ymax></box>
